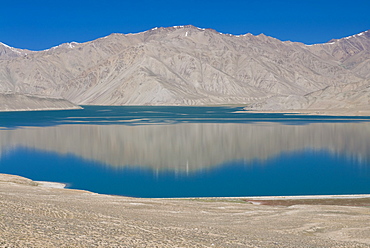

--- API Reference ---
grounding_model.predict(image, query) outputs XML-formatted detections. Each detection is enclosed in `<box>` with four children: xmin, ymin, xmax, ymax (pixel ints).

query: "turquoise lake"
<box><xmin>0</xmin><ymin>106</ymin><xmax>370</xmax><ymax>198</ymax></box>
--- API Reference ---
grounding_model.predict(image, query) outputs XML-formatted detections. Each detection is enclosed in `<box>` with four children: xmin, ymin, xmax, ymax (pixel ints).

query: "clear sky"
<box><xmin>1</xmin><ymin>0</ymin><xmax>370</xmax><ymax>50</ymax></box>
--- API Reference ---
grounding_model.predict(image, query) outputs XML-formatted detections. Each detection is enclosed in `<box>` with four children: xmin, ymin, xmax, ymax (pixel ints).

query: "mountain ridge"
<box><xmin>1</xmin><ymin>26</ymin><xmax>369</xmax><ymax>112</ymax></box>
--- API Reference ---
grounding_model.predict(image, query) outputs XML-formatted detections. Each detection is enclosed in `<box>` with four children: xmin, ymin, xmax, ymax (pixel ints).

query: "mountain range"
<box><xmin>1</xmin><ymin>25</ymin><xmax>369</xmax><ymax>112</ymax></box>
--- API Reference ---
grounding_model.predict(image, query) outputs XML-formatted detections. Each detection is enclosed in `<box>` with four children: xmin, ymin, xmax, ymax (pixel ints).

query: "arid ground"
<box><xmin>1</xmin><ymin>173</ymin><xmax>370</xmax><ymax>247</ymax></box>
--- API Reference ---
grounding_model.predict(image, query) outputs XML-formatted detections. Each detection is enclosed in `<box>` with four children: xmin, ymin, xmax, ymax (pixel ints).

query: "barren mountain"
<box><xmin>0</xmin><ymin>26</ymin><xmax>369</xmax><ymax>110</ymax></box>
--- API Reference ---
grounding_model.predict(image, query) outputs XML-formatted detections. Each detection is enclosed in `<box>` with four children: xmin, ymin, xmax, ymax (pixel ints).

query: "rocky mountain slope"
<box><xmin>0</xmin><ymin>26</ymin><xmax>369</xmax><ymax>110</ymax></box>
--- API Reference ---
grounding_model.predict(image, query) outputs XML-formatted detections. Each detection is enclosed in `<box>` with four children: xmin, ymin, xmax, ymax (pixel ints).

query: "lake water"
<box><xmin>0</xmin><ymin>106</ymin><xmax>370</xmax><ymax>198</ymax></box>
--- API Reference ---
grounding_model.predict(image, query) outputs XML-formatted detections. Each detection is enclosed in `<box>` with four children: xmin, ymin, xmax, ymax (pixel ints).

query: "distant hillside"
<box><xmin>0</xmin><ymin>26</ymin><xmax>369</xmax><ymax>112</ymax></box>
<box><xmin>0</xmin><ymin>93</ymin><xmax>81</xmax><ymax>111</ymax></box>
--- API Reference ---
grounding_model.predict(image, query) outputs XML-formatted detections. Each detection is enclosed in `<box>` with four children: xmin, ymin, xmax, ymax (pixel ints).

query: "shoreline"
<box><xmin>243</xmin><ymin>108</ymin><xmax>370</xmax><ymax>117</ymax></box>
<box><xmin>181</xmin><ymin>194</ymin><xmax>370</xmax><ymax>201</ymax></box>
<box><xmin>0</xmin><ymin>105</ymin><xmax>369</xmax><ymax>117</ymax></box>
<box><xmin>2</xmin><ymin>173</ymin><xmax>370</xmax><ymax>202</ymax></box>
<box><xmin>0</xmin><ymin>106</ymin><xmax>82</xmax><ymax>112</ymax></box>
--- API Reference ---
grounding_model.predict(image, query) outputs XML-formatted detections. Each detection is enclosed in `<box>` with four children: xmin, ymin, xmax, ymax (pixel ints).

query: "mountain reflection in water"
<box><xmin>1</xmin><ymin>121</ymin><xmax>369</xmax><ymax>172</ymax></box>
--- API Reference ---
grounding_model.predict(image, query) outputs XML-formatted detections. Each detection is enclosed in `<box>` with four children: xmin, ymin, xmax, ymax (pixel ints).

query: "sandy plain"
<box><xmin>1</xmin><ymin>173</ymin><xmax>370</xmax><ymax>247</ymax></box>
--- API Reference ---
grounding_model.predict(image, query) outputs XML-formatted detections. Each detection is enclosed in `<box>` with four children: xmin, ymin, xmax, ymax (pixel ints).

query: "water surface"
<box><xmin>0</xmin><ymin>106</ymin><xmax>369</xmax><ymax>198</ymax></box>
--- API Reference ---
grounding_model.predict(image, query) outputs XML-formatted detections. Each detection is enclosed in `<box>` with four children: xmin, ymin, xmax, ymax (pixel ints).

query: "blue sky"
<box><xmin>1</xmin><ymin>0</ymin><xmax>370</xmax><ymax>50</ymax></box>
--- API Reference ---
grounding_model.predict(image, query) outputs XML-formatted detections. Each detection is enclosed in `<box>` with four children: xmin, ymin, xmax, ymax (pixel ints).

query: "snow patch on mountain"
<box><xmin>45</xmin><ymin>42</ymin><xmax>79</xmax><ymax>51</ymax></box>
<box><xmin>0</xmin><ymin>42</ymin><xmax>22</xmax><ymax>54</ymax></box>
<box><xmin>343</xmin><ymin>30</ymin><xmax>369</xmax><ymax>39</ymax></box>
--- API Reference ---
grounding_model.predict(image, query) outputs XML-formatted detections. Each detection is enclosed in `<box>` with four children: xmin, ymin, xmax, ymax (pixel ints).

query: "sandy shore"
<box><xmin>0</xmin><ymin>106</ymin><xmax>82</xmax><ymax>112</ymax></box>
<box><xmin>1</xmin><ymin>173</ymin><xmax>370</xmax><ymax>247</ymax></box>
